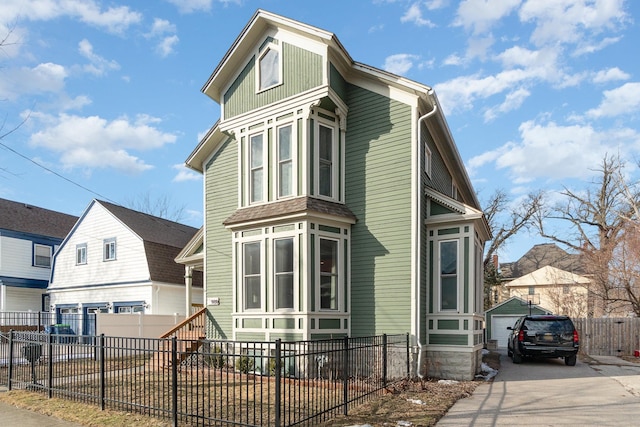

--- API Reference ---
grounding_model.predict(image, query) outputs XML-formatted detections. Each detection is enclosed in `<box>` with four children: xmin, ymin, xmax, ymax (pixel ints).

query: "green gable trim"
<box><xmin>223</xmin><ymin>43</ymin><xmax>323</xmax><ymax>119</ymax></box>
<box><xmin>437</xmin><ymin>319</ymin><xmax>458</xmax><ymax>330</ymax></box>
<box><xmin>438</xmin><ymin>228</ymin><xmax>460</xmax><ymax>235</ymax></box>
<box><xmin>319</xmin><ymin>225</ymin><xmax>341</xmax><ymax>234</ymax></box>
<box><xmin>236</xmin><ymin>332</ymin><xmax>266</xmax><ymax>341</ymax></box>
<box><xmin>319</xmin><ymin>319</ymin><xmax>341</xmax><ymax>329</ymax></box>
<box><xmin>430</xmin><ymin>200</ymin><xmax>455</xmax><ymax>215</ymax></box>
<box><xmin>429</xmin><ymin>334</ymin><xmax>468</xmax><ymax>345</ymax></box>
<box><xmin>243</xmin><ymin>318</ymin><xmax>262</xmax><ymax>328</ymax></box>
<box><xmin>273</xmin><ymin>318</ymin><xmax>296</xmax><ymax>329</ymax></box>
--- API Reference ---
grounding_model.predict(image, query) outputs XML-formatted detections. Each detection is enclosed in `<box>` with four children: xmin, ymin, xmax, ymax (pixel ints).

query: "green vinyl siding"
<box><xmin>271</xmin><ymin>333</ymin><xmax>303</xmax><ymax>341</ymax></box>
<box><xmin>235</xmin><ymin>332</ymin><xmax>266</xmax><ymax>341</ymax></box>
<box><xmin>273</xmin><ymin>318</ymin><xmax>296</xmax><ymax>329</ymax></box>
<box><xmin>205</xmin><ymin>137</ymin><xmax>238</xmax><ymax>339</ymax></box>
<box><xmin>223</xmin><ymin>43</ymin><xmax>323</xmax><ymax>119</ymax></box>
<box><xmin>329</xmin><ymin>63</ymin><xmax>347</xmax><ymax>104</ymax></box>
<box><xmin>422</xmin><ymin>119</ymin><xmax>453</xmax><ymax>197</ymax></box>
<box><xmin>345</xmin><ymin>84</ymin><xmax>413</xmax><ymax>336</ymax></box>
<box><xmin>243</xmin><ymin>318</ymin><xmax>262</xmax><ymax>328</ymax></box>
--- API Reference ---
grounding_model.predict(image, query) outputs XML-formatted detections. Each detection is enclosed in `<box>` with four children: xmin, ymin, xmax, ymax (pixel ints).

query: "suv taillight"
<box><xmin>518</xmin><ymin>329</ymin><xmax>525</xmax><ymax>342</ymax></box>
<box><xmin>573</xmin><ymin>329</ymin><xmax>579</xmax><ymax>343</ymax></box>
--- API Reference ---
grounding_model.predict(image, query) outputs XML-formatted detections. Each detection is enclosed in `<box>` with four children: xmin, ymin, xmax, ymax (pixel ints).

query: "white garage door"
<box><xmin>492</xmin><ymin>316</ymin><xmax>521</xmax><ymax>348</ymax></box>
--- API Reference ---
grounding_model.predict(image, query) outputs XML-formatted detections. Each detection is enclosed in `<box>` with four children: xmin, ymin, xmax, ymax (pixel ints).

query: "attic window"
<box><xmin>258</xmin><ymin>43</ymin><xmax>281</xmax><ymax>91</ymax></box>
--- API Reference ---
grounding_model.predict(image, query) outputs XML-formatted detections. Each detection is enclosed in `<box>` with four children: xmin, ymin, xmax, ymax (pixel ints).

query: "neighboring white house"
<box><xmin>0</xmin><ymin>198</ymin><xmax>77</xmax><ymax>312</ymax></box>
<box><xmin>48</xmin><ymin>199</ymin><xmax>203</xmax><ymax>335</ymax></box>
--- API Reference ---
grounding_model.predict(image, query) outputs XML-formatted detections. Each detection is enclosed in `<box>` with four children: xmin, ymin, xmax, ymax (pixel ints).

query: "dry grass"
<box><xmin>0</xmin><ymin>351</ymin><xmax>502</xmax><ymax>427</ymax></box>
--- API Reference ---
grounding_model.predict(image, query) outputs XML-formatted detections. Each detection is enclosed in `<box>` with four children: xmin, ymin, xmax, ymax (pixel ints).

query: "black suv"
<box><xmin>507</xmin><ymin>315</ymin><xmax>579</xmax><ymax>366</ymax></box>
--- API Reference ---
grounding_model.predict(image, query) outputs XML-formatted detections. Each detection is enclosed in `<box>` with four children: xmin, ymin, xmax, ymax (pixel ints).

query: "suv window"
<box><xmin>523</xmin><ymin>318</ymin><xmax>573</xmax><ymax>334</ymax></box>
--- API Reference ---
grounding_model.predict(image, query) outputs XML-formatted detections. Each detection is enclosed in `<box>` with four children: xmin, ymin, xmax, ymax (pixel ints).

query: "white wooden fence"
<box><xmin>573</xmin><ymin>318</ymin><xmax>640</xmax><ymax>356</ymax></box>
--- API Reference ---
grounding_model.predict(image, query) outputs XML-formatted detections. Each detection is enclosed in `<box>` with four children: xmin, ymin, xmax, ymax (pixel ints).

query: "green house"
<box><xmin>184</xmin><ymin>10</ymin><xmax>490</xmax><ymax>380</ymax></box>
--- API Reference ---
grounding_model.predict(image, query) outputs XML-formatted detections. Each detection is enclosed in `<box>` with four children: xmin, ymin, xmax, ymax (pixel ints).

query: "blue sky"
<box><xmin>1</xmin><ymin>0</ymin><xmax>638</xmax><ymax>263</ymax></box>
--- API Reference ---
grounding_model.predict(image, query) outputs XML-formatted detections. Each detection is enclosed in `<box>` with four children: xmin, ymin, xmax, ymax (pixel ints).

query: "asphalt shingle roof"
<box><xmin>0</xmin><ymin>198</ymin><xmax>78</xmax><ymax>238</ymax></box>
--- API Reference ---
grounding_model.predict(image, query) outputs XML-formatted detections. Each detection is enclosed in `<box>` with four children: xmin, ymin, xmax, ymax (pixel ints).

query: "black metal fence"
<box><xmin>0</xmin><ymin>331</ymin><xmax>409</xmax><ymax>426</ymax></box>
<box><xmin>0</xmin><ymin>311</ymin><xmax>89</xmax><ymax>337</ymax></box>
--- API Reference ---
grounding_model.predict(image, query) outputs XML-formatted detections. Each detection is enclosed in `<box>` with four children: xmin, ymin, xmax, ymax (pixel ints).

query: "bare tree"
<box><xmin>537</xmin><ymin>154</ymin><xmax>640</xmax><ymax>316</ymax></box>
<box><xmin>482</xmin><ymin>189</ymin><xmax>544</xmax><ymax>308</ymax></box>
<box><xmin>126</xmin><ymin>192</ymin><xmax>186</xmax><ymax>222</ymax></box>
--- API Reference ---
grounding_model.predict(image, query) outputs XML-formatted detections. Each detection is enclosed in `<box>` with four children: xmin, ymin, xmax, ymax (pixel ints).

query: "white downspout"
<box><xmin>415</xmin><ymin>92</ymin><xmax>437</xmax><ymax>378</ymax></box>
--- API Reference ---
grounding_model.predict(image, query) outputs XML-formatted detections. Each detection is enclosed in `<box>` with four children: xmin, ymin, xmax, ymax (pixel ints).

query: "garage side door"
<box><xmin>492</xmin><ymin>315</ymin><xmax>521</xmax><ymax>348</ymax></box>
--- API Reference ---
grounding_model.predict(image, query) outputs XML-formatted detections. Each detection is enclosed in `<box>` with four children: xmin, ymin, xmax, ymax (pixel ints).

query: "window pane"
<box><xmin>275</xmin><ymin>239</ymin><xmax>294</xmax><ymax>309</ymax></box>
<box><xmin>319</xmin><ymin>163</ymin><xmax>332</xmax><ymax>197</ymax></box>
<box><xmin>251</xmin><ymin>135</ymin><xmax>263</xmax><ymax>168</ymax></box>
<box><xmin>319</xmin><ymin>126</ymin><xmax>332</xmax><ymax>160</ymax></box>
<box><xmin>276</xmin><ymin>275</ymin><xmax>294</xmax><ymax>309</ymax></box>
<box><xmin>245</xmin><ymin>277</ymin><xmax>262</xmax><ymax>309</ymax></box>
<box><xmin>35</xmin><ymin>245</ymin><xmax>51</xmax><ymax>267</ymax></box>
<box><xmin>279</xmin><ymin>162</ymin><xmax>292</xmax><ymax>197</ymax></box>
<box><xmin>441</xmin><ymin>277</ymin><xmax>457</xmax><ymax>310</ymax></box>
<box><xmin>259</xmin><ymin>48</ymin><xmax>279</xmax><ymax>89</ymax></box>
<box><xmin>251</xmin><ymin>169</ymin><xmax>263</xmax><ymax>202</ymax></box>
<box><xmin>440</xmin><ymin>241</ymin><xmax>457</xmax><ymax>275</ymax></box>
<box><xmin>251</xmin><ymin>134</ymin><xmax>263</xmax><ymax>202</ymax></box>
<box><xmin>320</xmin><ymin>239</ymin><xmax>338</xmax><ymax>310</ymax></box>
<box><xmin>244</xmin><ymin>242</ymin><xmax>261</xmax><ymax>275</ymax></box>
<box><xmin>275</xmin><ymin>239</ymin><xmax>293</xmax><ymax>273</ymax></box>
<box><xmin>318</xmin><ymin>125</ymin><xmax>333</xmax><ymax>197</ymax></box>
<box><xmin>278</xmin><ymin>126</ymin><xmax>292</xmax><ymax>197</ymax></box>
<box><xmin>278</xmin><ymin>126</ymin><xmax>291</xmax><ymax>160</ymax></box>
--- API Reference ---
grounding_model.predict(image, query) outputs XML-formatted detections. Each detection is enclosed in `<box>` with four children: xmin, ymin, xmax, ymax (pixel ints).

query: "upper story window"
<box><xmin>316</xmin><ymin>122</ymin><xmax>336</xmax><ymax>199</ymax></box>
<box><xmin>439</xmin><ymin>240</ymin><xmax>458</xmax><ymax>311</ymax></box>
<box><xmin>277</xmin><ymin>124</ymin><xmax>293</xmax><ymax>198</ymax></box>
<box><xmin>250</xmin><ymin>133</ymin><xmax>264</xmax><ymax>203</ymax></box>
<box><xmin>258</xmin><ymin>42</ymin><xmax>281</xmax><ymax>91</ymax></box>
<box><xmin>243</xmin><ymin>241</ymin><xmax>262</xmax><ymax>310</ymax></box>
<box><xmin>424</xmin><ymin>143</ymin><xmax>432</xmax><ymax>178</ymax></box>
<box><xmin>76</xmin><ymin>243</ymin><xmax>87</xmax><ymax>265</ymax></box>
<box><xmin>34</xmin><ymin>244</ymin><xmax>52</xmax><ymax>268</ymax></box>
<box><xmin>104</xmin><ymin>238</ymin><xmax>116</xmax><ymax>261</ymax></box>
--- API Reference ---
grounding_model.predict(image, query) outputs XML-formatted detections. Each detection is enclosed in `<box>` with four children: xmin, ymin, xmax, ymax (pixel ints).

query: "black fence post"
<box><xmin>48</xmin><ymin>332</ymin><xmax>53</xmax><ymax>399</ymax></box>
<box><xmin>406</xmin><ymin>333</ymin><xmax>410</xmax><ymax>378</ymax></box>
<box><xmin>382</xmin><ymin>334</ymin><xmax>388</xmax><ymax>388</ymax></box>
<box><xmin>171</xmin><ymin>337</ymin><xmax>178</xmax><ymax>427</ymax></box>
<box><xmin>99</xmin><ymin>334</ymin><xmax>105</xmax><ymax>410</ymax></box>
<box><xmin>7</xmin><ymin>330</ymin><xmax>14</xmax><ymax>390</ymax></box>
<box><xmin>343</xmin><ymin>335</ymin><xmax>349</xmax><ymax>416</ymax></box>
<box><xmin>275</xmin><ymin>339</ymin><xmax>282</xmax><ymax>427</ymax></box>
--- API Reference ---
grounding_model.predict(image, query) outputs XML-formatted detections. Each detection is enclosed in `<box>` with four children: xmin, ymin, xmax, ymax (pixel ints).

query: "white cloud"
<box><xmin>401</xmin><ymin>2</ymin><xmax>436</xmax><ymax>27</ymax></box>
<box><xmin>573</xmin><ymin>36</ymin><xmax>622</xmax><ymax>56</ymax></box>
<box><xmin>78</xmin><ymin>39</ymin><xmax>120</xmax><ymax>76</ymax></box>
<box><xmin>483</xmin><ymin>87</ymin><xmax>530</xmax><ymax>122</ymax></box>
<box><xmin>0</xmin><ymin>0</ymin><xmax>142</xmax><ymax>35</ymax></box>
<box><xmin>454</xmin><ymin>0</ymin><xmax>521</xmax><ymax>34</ymax></box>
<box><xmin>28</xmin><ymin>113</ymin><xmax>177</xmax><ymax>173</ymax></box>
<box><xmin>157</xmin><ymin>35</ymin><xmax>180</xmax><ymax>57</ymax></box>
<box><xmin>519</xmin><ymin>0</ymin><xmax>628</xmax><ymax>48</ymax></box>
<box><xmin>146</xmin><ymin>18</ymin><xmax>179</xmax><ymax>57</ymax></box>
<box><xmin>172</xmin><ymin>164</ymin><xmax>202</xmax><ymax>182</ymax></box>
<box><xmin>166</xmin><ymin>0</ymin><xmax>213</xmax><ymax>14</ymax></box>
<box><xmin>426</xmin><ymin>0</ymin><xmax>450</xmax><ymax>9</ymax></box>
<box><xmin>586</xmin><ymin>82</ymin><xmax>640</xmax><ymax>119</ymax></box>
<box><xmin>0</xmin><ymin>62</ymin><xmax>67</xmax><ymax>101</ymax></box>
<box><xmin>148</xmin><ymin>18</ymin><xmax>177</xmax><ymax>37</ymax></box>
<box><xmin>592</xmin><ymin>67</ymin><xmax>630</xmax><ymax>84</ymax></box>
<box><xmin>471</xmin><ymin>120</ymin><xmax>640</xmax><ymax>184</ymax></box>
<box><xmin>383</xmin><ymin>53</ymin><xmax>419</xmax><ymax>75</ymax></box>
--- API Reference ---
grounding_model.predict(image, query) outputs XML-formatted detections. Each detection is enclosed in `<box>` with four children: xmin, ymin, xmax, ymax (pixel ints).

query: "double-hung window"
<box><xmin>76</xmin><ymin>243</ymin><xmax>87</xmax><ymax>265</ymax></box>
<box><xmin>439</xmin><ymin>240</ymin><xmax>458</xmax><ymax>311</ymax></box>
<box><xmin>318</xmin><ymin>123</ymin><xmax>334</xmax><ymax>198</ymax></box>
<box><xmin>34</xmin><ymin>244</ymin><xmax>52</xmax><ymax>267</ymax></box>
<box><xmin>277</xmin><ymin>124</ymin><xmax>293</xmax><ymax>198</ymax></box>
<box><xmin>243</xmin><ymin>242</ymin><xmax>262</xmax><ymax>310</ymax></box>
<box><xmin>274</xmin><ymin>238</ymin><xmax>294</xmax><ymax>310</ymax></box>
<box><xmin>250</xmin><ymin>133</ymin><xmax>264</xmax><ymax>203</ymax></box>
<box><xmin>319</xmin><ymin>238</ymin><xmax>339</xmax><ymax>310</ymax></box>
<box><xmin>104</xmin><ymin>238</ymin><xmax>116</xmax><ymax>261</ymax></box>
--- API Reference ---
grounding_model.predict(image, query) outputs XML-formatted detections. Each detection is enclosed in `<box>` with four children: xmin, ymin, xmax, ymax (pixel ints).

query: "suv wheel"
<box><xmin>565</xmin><ymin>354</ymin><xmax>577</xmax><ymax>366</ymax></box>
<box><xmin>512</xmin><ymin>352</ymin><xmax>522</xmax><ymax>364</ymax></box>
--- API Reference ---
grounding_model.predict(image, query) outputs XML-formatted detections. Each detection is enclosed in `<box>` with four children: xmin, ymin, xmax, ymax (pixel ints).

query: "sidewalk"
<box><xmin>0</xmin><ymin>387</ymin><xmax>83</xmax><ymax>427</ymax></box>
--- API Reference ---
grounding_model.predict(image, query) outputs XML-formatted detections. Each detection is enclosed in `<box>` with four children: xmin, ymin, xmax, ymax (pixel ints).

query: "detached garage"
<box><xmin>485</xmin><ymin>297</ymin><xmax>551</xmax><ymax>348</ymax></box>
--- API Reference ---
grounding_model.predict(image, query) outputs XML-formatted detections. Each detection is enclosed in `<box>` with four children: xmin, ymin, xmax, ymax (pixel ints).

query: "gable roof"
<box><xmin>500</xmin><ymin>243</ymin><xmax>585</xmax><ymax>280</ymax></box>
<box><xmin>506</xmin><ymin>265</ymin><xmax>590</xmax><ymax>288</ymax></box>
<box><xmin>0</xmin><ymin>198</ymin><xmax>78</xmax><ymax>239</ymax></box>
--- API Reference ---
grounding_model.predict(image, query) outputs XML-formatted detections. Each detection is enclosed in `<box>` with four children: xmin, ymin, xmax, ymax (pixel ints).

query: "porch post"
<box><xmin>185</xmin><ymin>265</ymin><xmax>193</xmax><ymax>316</ymax></box>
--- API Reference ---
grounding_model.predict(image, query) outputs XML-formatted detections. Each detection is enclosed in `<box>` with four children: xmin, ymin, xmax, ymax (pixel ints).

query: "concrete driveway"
<box><xmin>436</xmin><ymin>351</ymin><xmax>640</xmax><ymax>426</ymax></box>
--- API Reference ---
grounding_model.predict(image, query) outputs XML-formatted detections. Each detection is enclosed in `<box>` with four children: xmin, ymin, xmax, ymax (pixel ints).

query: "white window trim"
<box><xmin>314</xmin><ymin>117</ymin><xmax>338</xmax><ymax>201</ymax></box>
<box><xmin>256</xmin><ymin>41</ymin><xmax>282</xmax><ymax>93</ymax></box>
<box><xmin>438</xmin><ymin>239</ymin><xmax>459</xmax><ymax>312</ymax></box>
<box><xmin>317</xmin><ymin>236</ymin><xmax>341</xmax><ymax>312</ymax></box>
<box><xmin>103</xmin><ymin>238</ymin><xmax>117</xmax><ymax>262</ymax></box>
<box><xmin>274</xmin><ymin>122</ymin><xmax>296</xmax><ymax>200</ymax></box>
<box><xmin>33</xmin><ymin>243</ymin><xmax>52</xmax><ymax>268</ymax></box>
<box><xmin>273</xmin><ymin>236</ymin><xmax>297</xmax><ymax>312</ymax></box>
<box><xmin>76</xmin><ymin>243</ymin><xmax>87</xmax><ymax>265</ymax></box>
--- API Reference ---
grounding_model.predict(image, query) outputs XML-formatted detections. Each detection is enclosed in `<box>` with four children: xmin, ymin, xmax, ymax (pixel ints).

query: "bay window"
<box><xmin>440</xmin><ymin>240</ymin><xmax>458</xmax><ymax>311</ymax></box>
<box><xmin>320</xmin><ymin>238</ymin><xmax>338</xmax><ymax>310</ymax></box>
<box><xmin>243</xmin><ymin>242</ymin><xmax>262</xmax><ymax>309</ymax></box>
<box><xmin>318</xmin><ymin>124</ymin><xmax>334</xmax><ymax>198</ymax></box>
<box><xmin>274</xmin><ymin>238</ymin><xmax>294</xmax><ymax>309</ymax></box>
